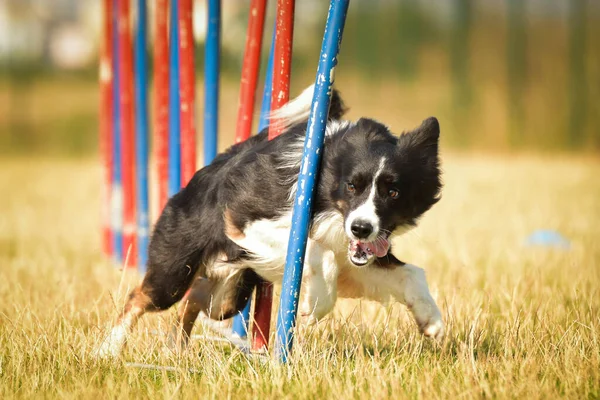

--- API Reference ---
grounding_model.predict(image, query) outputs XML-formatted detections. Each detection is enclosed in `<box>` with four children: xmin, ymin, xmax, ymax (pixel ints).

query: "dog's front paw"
<box><xmin>412</xmin><ymin>300</ymin><xmax>444</xmax><ymax>341</ymax></box>
<box><xmin>299</xmin><ymin>310</ymin><xmax>319</xmax><ymax>326</ymax></box>
<box><xmin>421</xmin><ymin>316</ymin><xmax>444</xmax><ymax>341</ymax></box>
<box><xmin>300</xmin><ymin>296</ymin><xmax>335</xmax><ymax>325</ymax></box>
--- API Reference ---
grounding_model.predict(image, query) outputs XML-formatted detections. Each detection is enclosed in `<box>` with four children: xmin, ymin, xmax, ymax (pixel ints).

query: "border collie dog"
<box><xmin>97</xmin><ymin>86</ymin><xmax>444</xmax><ymax>358</ymax></box>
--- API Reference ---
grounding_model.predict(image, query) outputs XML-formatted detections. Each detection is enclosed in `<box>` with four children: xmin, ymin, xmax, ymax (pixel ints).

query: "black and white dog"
<box><xmin>97</xmin><ymin>86</ymin><xmax>444</xmax><ymax>358</ymax></box>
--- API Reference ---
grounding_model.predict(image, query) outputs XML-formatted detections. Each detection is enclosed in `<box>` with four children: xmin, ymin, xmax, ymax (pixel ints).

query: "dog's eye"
<box><xmin>388</xmin><ymin>189</ymin><xmax>399</xmax><ymax>199</ymax></box>
<box><xmin>346</xmin><ymin>183</ymin><xmax>356</xmax><ymax>192</ymax></box>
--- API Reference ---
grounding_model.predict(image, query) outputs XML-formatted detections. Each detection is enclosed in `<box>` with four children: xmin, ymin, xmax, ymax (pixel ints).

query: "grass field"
<box><xmin>0</xmin><ymin>154</ymin><xmax>599</xmax><ymax>399</ymax></box>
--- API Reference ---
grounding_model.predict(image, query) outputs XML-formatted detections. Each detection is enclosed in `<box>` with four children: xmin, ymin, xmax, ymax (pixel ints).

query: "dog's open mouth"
<box><xmin>348</xmin><ymin>235</ymin><xmax>390</xmax><ymax>266</ymax></box>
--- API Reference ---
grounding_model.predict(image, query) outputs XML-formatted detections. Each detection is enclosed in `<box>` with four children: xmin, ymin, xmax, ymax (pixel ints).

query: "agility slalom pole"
<box><xmin>251</xmin><ymin>282</ymin><xmax>274</xmax><ymax>350</ymax></box>
<box><xmin>258</xmin><ymin>24</ymin><xmax>276</xmax><ymax>132</ymax></box>
<box><xmin>204</xmin><ymin>0</ymin><xmax>220</xmax><ymax>165</ymax></box>
<box><xmin>234</xmin><ymin>0</ymin><xmax>267</xmax><ymax>144</ymax></box>
<box><xmin>117</xmin><ymin>0</ymin><xmax>137</xmax><ymax>268</ymax></box>
<box><xmin>232</xmin><ymin>20</ymin><xmax>277</xmax><ymax>340</ymax></box>
<box><xmin>168</xmin><ymin>0</ymin><xmax>182</xmax><ymax>196</ymax></box>
<box><xmin>276</xmin><ymin>0</ymin><xmax>350</xmax><ymax>363</ymax></box>
<box><xmin>100</xmin><ymin>0</ymin><xmax>114</xmax><ymax>258</ymax></box>
<box><xmin>134</xmin><ymin>0</ymin><xmax>149</xmax><ymax>272</ymax></box>
<box><xmin>267</xmin><ymin>0</ymin><xmax>295</xmax><ymax>140</ymax></box>
<box><xmin>179</xmin><ymin>0</ymin><xmax>219</xmax><ymax>340</ymax></box>
<box><xmin>110</xmin><ymin>0</ymin><xmax>123</xmax><ymax>263</ymax></box>
<box><xmin>182</xmin><ymin>0</ymin><xmax>223</xmax><ymax>339</ymax></box>
<box><xmin>251</xmin><ymin>0</ymin><xmax>296</xmax><ymax>353</ymax></box>
<box><xmin>180</xmin><ymin>0</ymin><xmax>197</xmax><ymax>185</ymax></box>
<box><xmin>178</xmin><ymin>0</ymin><xmax>204</xmax><ymax>324</ymax></box>
<box><xmin>231</xmin><ymin>298</ymin><xmax>251</xmax><ymax>338</ymax></box>
<box><xmin>232</xmin><ymin>20</ymin><xmax>276</xmax><ymax>340</ymax></box>
<box><xmin>231</xmin><ymin>0</ymin><xmax>269</xmax><ymax>339</ymax></box>
<box><xmin>154</xmin><ymin>0</ymin><xmax>169</xmax><ymax>214</ymax></box>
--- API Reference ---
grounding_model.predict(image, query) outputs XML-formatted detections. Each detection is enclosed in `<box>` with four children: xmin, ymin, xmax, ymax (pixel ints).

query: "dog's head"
<box><xmin>329</xmin><ymin>117</ymin><xmax>442</xmax><ymax>266</ymax></box>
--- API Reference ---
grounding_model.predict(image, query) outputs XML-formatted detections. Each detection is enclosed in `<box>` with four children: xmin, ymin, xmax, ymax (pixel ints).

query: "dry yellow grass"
<box><xmin>0</xmin><ymin>154</ymin><xmax>599</xmax><ymax>399</ymax></box>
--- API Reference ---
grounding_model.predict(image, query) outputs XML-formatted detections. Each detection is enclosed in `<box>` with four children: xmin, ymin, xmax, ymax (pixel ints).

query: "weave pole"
<box><xmin>251</xmin><ymin>0</ymin><xmax>295</xmax><ymax>352</ymax></box>
<box><xmin>204</xmin><ymin>0</ymin><xmax>220</xmax><ymax>164</ymax></box>
<box><xmin>267</xmin><ymin>0</ymin><xmax>294</xmax><ymax>140</ymax></box>
<box><xmin>117</xmin><ymin>0</ymin><xmax>137</xmax><ymax>267</ymax></box>
<box><xmin>231</xmin><ymin>19</ymin><xmax>277</xmax><ymax>341</ymax></box>
<box><xmin>276</xmin><ymin>0</ymin><xmax>350</xmax><ymax>363</ymax></box>
<box><xmin>234</xmin><ymin>0</ymin><xmax>267</xmax><ymax>144</ymax></box>
<box><xmin>258</xmin><ymin>26</ymin><xmax>276</xmax><ymax>131</ymax></box>
<box><xmin>175</xmin><ymin>0</ymin><xmax>198</xmax><ymax>317</ymax></box>
<box><xmin>168</xmin><ymin>0</ymin><xmax>181</xmax><ymax>196</ymax></box>
<box><xmin>180</xmin><ymin>0</ymin><xmax>197</xmax><ymax>184</ymax></box>
<box><xmin>154</xmin><ymin>0</ymin><xmax>169</xmax><ymax>213</ymax></box>
<box><xmin>134</xmin><ymin>0</ymin><xmax>149</xmax><ymax>271</ymax></box>
<box><xmin>231</xmin><ymin>0</ymin><xmax>268</xmax><ymax>339</ymax></box>
<box><xmin>100</xmin><ymin>0</ymin><xmax>114</xmax><ymax>258</ymax></box>
<box><xmin>110</xmin><ymin>0</ymin><xmax>123</xmax><ymax>263</ymax></box>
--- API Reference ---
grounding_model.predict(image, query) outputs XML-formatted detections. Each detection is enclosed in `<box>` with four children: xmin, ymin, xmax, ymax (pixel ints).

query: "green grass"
<box><xmin>0</xmin><ymin>155</ymin><xmax>599</xmax><ymax>399</ymax></box>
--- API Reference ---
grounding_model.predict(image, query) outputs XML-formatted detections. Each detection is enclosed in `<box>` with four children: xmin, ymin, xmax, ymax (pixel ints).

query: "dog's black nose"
<box><xmin>350</xmin><ymin>220</ymin><xmax>373</xmax><ymax>239</ymax></box>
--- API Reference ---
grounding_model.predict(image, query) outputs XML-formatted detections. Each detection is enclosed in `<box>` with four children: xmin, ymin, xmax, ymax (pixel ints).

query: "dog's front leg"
<box><xmin>339</xmin><ymin>256</ymin><xmax>444</xmax><ymax>340</ymax></box>
<box><xmin>300</xmin><ymin>243</ymin><xmax>339</xmax><ymax>324</ymax></box>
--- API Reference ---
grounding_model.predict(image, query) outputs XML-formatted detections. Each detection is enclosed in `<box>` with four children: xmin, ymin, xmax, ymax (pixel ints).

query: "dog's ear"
<box><xmin>404</xmin><ymin>117</ymin><xmax>439</xmax><ymax>148</ymax></box>
<box><xmin>354</xmin><ymin>118</ymin><xmax>389</xmax><ymax>141</ymax></box>
<box><xmin>398</xmin><ymin>117</ymin><xmax>440</xmax><ymax>156</ymax></box>
<box><xmin>356</xmin><ymin>117</ymin><xmax>382</xmax><ymax>132</ymax></box>
<box><xmin>328</xmin><ymin>88</ymin><xmax>349</xmax><ymax>120</ymax></box>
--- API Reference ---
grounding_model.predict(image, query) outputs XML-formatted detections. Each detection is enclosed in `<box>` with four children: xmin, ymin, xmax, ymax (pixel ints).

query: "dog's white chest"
<box><xmin>228</xmin><ymin>212</ymin><xmax>292</xmax><ymax>282</ymax></box>
<box><xmin>227</xmin><ymin>211</ymin><xmax>346</xmax><ymax>283</ymax></box>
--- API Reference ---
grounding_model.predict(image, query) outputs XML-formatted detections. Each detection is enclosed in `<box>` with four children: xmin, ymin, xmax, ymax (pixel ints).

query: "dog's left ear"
<box><xmin>399</xmin><ymin>117</ymin><xmax>440</xmax><ymax>159</ymax></box>
<box><xmin>406</xmin><ymin>117</ymin><xmax>439</xmax><ymax>147</ymax></box>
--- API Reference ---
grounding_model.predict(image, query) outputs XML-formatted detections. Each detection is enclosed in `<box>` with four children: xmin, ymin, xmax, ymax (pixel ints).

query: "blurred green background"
<box><xmin>0</xmin><ymin>0</ymin><xmax>598</xmax><ymax>156</ymax></box>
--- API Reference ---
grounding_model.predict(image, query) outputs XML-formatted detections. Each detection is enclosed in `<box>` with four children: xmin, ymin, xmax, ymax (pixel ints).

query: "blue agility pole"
<box><xmin>168</xmin><ymin>0</ymin><xmax>181</xmax><ymax>196</ymax></box>
<box><xmin>258</xmin><ymin>23</ymin><xmax>276</xmax><ymax>131</ymax></box>
<box><xmin>231</xmin><ymin>299</ymin><xmax>251</xmax><ymax>338</ymax></box>
<box><xmin>134</xmin><ymin>0</ymin><xmax>149</xmax><ymax>272</ymax></box>
<box><xmin>231</xmin><ymin>18</ymin><xmax>276</xmax><ymax>340</ymax></box>
<box><xmin>204</xmin><ymin>0</ymin><xmax>221</xmax><ymax>164</ymax></box>
<box><xmin>275</xmin><ymin>0</ymin><xmax>350</xmax><ymax>363</ymax></box>
<box><xmin>111</xmin><ymin>0</ymin><xmax>123</xmax><ymax>263</ymax></box>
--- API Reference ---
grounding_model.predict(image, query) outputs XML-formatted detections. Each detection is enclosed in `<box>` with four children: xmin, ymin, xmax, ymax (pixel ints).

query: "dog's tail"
<box><xmin>270</xmin><ymin>84</ymin><xmax>348</xmax><ymax>131</ymax></box>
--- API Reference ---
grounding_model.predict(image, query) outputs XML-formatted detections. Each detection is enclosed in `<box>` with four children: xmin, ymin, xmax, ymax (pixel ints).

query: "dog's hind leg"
<box><xmin>169</xmin><ymin>277</ymin><xmax>218</xmax><ymax>350</ymax></box>
<box><xmin>170</xmin><ymin>267</ymin><xmax>260</xmax><ymax>349</ymax></box>
<box><xmin>95</xmin><ymin>286</ymin><xmax>156</xmax><ymax>359</ymax></box>
<box><xmin>96</xmin><ymin>258</ymin><xmax>201</xmax><ymax>358</ymax></box>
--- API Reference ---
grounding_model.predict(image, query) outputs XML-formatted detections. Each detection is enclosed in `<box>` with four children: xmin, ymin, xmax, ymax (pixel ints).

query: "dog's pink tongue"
<box><xmin>358</xmin><ymin>238</ymin><xmax>390</xmax><ymax>258</ymax></box>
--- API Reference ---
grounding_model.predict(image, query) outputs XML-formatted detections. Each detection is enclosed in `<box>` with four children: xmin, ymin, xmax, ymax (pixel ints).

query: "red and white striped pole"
<box><xmin>154</xmin><ymin>0</ymin><xmax>170</xmax><ymax>215</ymax></box>
<box><xmin>252</xmin><ymin>0</ymin><xmax>295</xmax><ymax>352</ymax></box>
<box><xmin>230</xmin><ymin>0</ymin><xmax>268</xmax><ymax>339</ymax></box>
<box><xmin>100</xmin><ymin>0</ymin><xmax>114</xmax><ymax>257</ymax></box>
<box><xmin>116</xmin><ymin>0</ymin><xmax>137</xmax><ymax>268</ymax></box>
<box><xmin>179</xmin><ymin>0</ymin><xmax>197</xmax><ymax>186</ymax></box>
<box><xmin>235</xmin><ymin>0</ymin><xmax>268</xmax><ymax>144</ymax></box>
<box><xmin>267</xmin><ymin>0</ymin><xmax>295</xmax><ymax>140</ymax></box>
